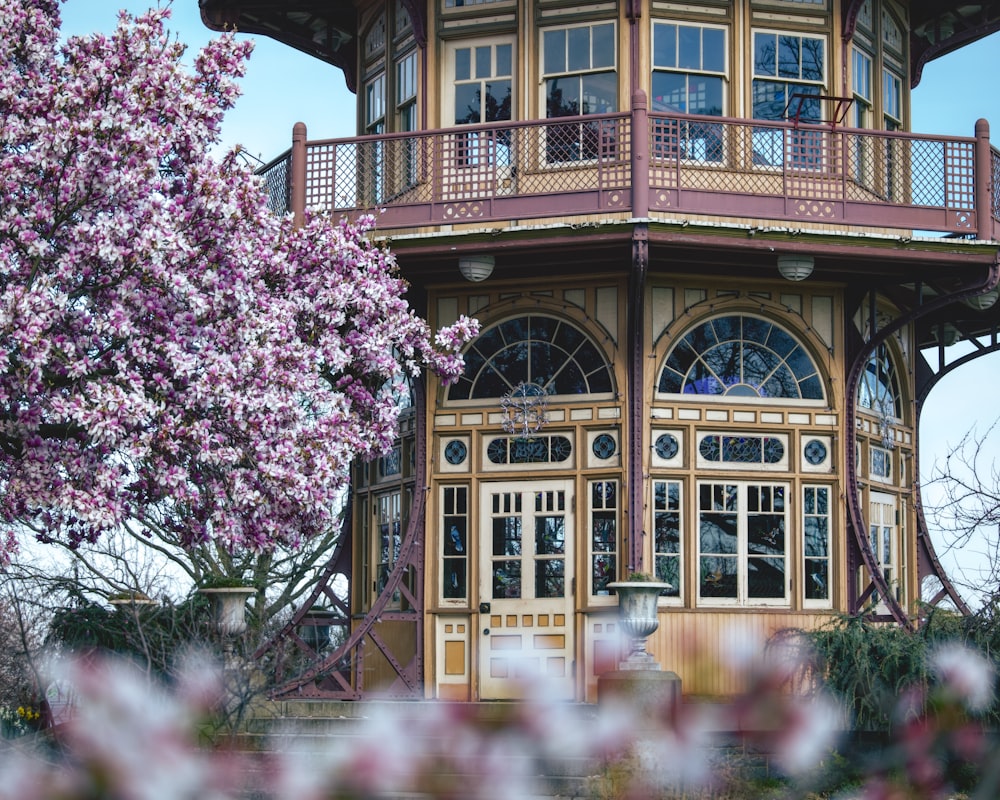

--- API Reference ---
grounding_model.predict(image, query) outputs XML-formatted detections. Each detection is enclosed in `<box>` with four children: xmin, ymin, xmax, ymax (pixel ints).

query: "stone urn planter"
<box><xmin>606</xmin><ymin>579</ymin><xmax>671</xmax><ymax>670</ymax></box>
<box><xmin>199</xmin><ymin>587</ymin><xmax>256</xmax><ymax>637</ymax></box>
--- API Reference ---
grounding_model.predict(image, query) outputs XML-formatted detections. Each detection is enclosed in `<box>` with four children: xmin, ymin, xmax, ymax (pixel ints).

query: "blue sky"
<box><xmin>57</xmin><ymin>1</ymin><xmax>1000</xmax><ymax>599</ymax></box>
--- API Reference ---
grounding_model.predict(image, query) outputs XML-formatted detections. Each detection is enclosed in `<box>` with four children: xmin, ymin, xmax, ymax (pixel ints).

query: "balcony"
<box><xmin>258</xmin><ymin>97</ymin><xmax>1000</xmax><ymax>241</ymax></box>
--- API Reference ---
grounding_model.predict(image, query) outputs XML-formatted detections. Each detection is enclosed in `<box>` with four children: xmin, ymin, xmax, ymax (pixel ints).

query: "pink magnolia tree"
<box><xmin>0</xmin><ymin>0</ymin><xmax>477</xmax><ymax>559</ymax></box>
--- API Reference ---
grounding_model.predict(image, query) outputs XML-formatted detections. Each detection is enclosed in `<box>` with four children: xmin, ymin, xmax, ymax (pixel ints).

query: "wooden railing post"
<box><xmin>291</xmin><ymin>122</ymin><xmax>308</xmax><ymax>228</ymax></box>
<box><xmin>631</xmin><ymin>90</ymin><xmax>649</xmax><ymax>219</ymax></box>
<box><xmin>975</xmin><ymin>118</ymin><xmax>991</xmax><ymax>239</ymax></box>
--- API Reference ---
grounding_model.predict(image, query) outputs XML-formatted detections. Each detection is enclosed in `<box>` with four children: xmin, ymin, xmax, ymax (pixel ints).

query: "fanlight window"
<box><xmin>448</xmin><ymin>315</ymin><xmax>615</xmax><ymax>401</ymax></box>
<box><xmin>857</xmin><ymin>343</ymin><xmax>901</xmax><ymax>419</ymax></box>
<box><xmin>658</xmin><ymin>314</ymin><xmax>824</xmax><ymax>400</ymax></box>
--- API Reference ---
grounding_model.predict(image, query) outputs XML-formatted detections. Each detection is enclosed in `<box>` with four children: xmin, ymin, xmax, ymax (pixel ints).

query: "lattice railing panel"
<box><xmin>255</xmin><ymin>112</ymin><xmax>987</xmax><ymax>235</ymax></box>
<box><xmin>258</xmin><ymin>151</ymin><xmax>291</xmax><ymax>216</ymax></box>
<box><xmin>991</xmin><ymin>146</ymin><xmax>1000</xmax><ymax>222</ymax></box>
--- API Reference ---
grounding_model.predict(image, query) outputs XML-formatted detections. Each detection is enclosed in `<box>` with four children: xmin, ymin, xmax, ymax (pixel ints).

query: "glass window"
<box><xmin>698</xmin><ymin>482</ymin><xmax>788</xmax><ymax>606</ymax></box>
<box><xmin>449</xmin><ymin>314</ymin><xmax>616</xmax><ymax>401</ymax></box>
<box><xmin>442</xmin><ymin>486</ymin><xmax>469</xmax><ymax>600</ymax></box>
<box><xmin>652</xmin><ymin>22</ymin><xmax>726</xmax><ymax>163</ymax></box>
<box><xmin>653</xmin><ymin>480</ymin><xmax>682</xmax><ymax>598</ymax></box>
<box><xmin>857</xmin><ymin>343</ymin><xmax>901</xmax><ymax>418</ymax></box>
<box><xmin>851</xmin><ymin>47</ymin><xmax>872</xmax><ymax>127</ymax></box>
<box><xmin>658</xmin><ymin>314</ymin><xmax>824</xmax><ymax>401</ymax></box>
<box><xmin>803</xmin><ymin>485</ymin><xmax>830</xmax><ymax>605</ymax></box>
<box><xmin>454</xmin><ymin>43</ymin><xmax>512</xmax><ymax>125</ymax></box>
<box><xmin>652</xmin><ymin>23</ymin><xmax>726</xmax><ymax>114</ymax></box>
<box><xmin>376</xmin><ymin>490</ymin><xmax>402</xmax><ymax>602</ymax></box>
<box><xmin>883</xmin><ymin>69</ymin><xmax>901</xmax><ymax>130</ymax></box>
<box><xmin>542</xmin><ymin>22</ymin><xmax>617</xmax><ymax>162</ymax></box>
<box><xmin>590</xmin><ymin>481</ymin><xmax>618</xmax><ymax>596</ymax></box>
<box><xmin>868</xmin><ymin>492</ymin><xmax>899</xmax><ymax>608</ymax></box>
<box><xmin>751</xmin><ymin>31</ymin><xmax>826</xmax><ymax>168</ymax></box>
<box><xmin>365</xmin><ymin>73</ymin><xmax>386</xmax><ymax>134</ymax></box>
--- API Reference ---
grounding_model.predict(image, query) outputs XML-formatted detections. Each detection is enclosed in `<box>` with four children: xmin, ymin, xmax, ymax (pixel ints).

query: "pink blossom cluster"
<box><xmin>0</xmin><ymin>642</ymin><xmax>998</xmax><ymax>799</ymax></box>
<box><xmin>0</xmin><ymin>1</ymin><xmax>477</xmax><ymax>555</ymax></box>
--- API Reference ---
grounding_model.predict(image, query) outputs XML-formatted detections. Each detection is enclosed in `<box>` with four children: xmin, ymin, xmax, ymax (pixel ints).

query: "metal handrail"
<box><xmin>257</xmin><ymin>111</ymin><xmax>995</xmax><ymax>240</ymax></box>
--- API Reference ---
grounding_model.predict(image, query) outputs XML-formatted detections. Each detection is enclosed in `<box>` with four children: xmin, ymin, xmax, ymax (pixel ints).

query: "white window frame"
<box><xmin>869</xmin><ymin>491</ymin><xmax>899</xmax><ymax>611</ymax></box>
<box><xmin>750</xmin><ymin>29</ymin><xmax>827</xmax><ymax>171</ymax></box>
<box><xmin>802</xmin><ymin>484</ymin><xmax>832</xmax><ymax>608</ymax></box>
<box><xmin>653</xmin><ymin>479</ymin><xmax>683</xmax><ymax>603</ymax></box>
<box><xmin>697</xmin><ymin>481</ymin><xmax>790</xmax><ymax>607</ymax></box>
<box><xmin>588</xmin><ymin>479</ymin><xmax>619</xmax><ymax>600</ymax></box>
<box><xmin>441</xmin><ymin>485</ymin><xmax>469</xmax><ymax>604</ymax></box>
<box><xmin>540</xmin><ymin>21</ymin><xmax>618</xmax><ymax>166</ymax></box>
<box><xmin>651</xmin><ymin>20</ymin><xmax>729</xmax><ymax>165</ymax></box>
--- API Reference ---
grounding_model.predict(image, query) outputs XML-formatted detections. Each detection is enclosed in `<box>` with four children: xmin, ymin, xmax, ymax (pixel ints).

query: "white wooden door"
<box><xmin>478</xmin><ymin>481</ymin><xmax>575</xmax><ymax>699</ymax></box>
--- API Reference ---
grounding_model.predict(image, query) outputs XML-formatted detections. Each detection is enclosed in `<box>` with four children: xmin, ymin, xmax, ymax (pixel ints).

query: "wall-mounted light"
<box><xmin>933</xmin><ymin>322</ymin><xmax>961</xmax><ymax>347</ymax></box>
<box><xmin>964</xmin><ymin>287</ymin><xmax>999</xmax><ymax>311</ymax></box>
<box><xmin>459</xmin><ymin>254</ymin><xmax>495</xmax><ymax>282</ymax></box>
<box><xmin>777</xmin><ymin>254</ymin><xmax>814</xmax><ymax>281</ymax></box>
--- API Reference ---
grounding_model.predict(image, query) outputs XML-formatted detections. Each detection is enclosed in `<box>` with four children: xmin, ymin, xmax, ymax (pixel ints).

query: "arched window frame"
<box><xmin>656</xmin><ymin>312</ymin><xmax>827</xmax><ymax>404</ymax></box>
<box><xmin>446</xmin><ymin>313</ymin><xmax>617</xmax><ymax>404</ymax></box>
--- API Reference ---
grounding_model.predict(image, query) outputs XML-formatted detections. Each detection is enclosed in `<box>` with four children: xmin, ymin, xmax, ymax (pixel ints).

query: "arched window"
<box><xmin>448</xmin><ymin>315</ymin><xmax>615</xmax><ymax>401</ymax></box>
<box><xmin>658</xmin><ymin>314</ymin><xmax>824</xmax><ymax>400</ymax></box>
<box><xmin>857</xmin><ymin>342</ymin><xmax>901</xmax><ymax>418</ymax></box>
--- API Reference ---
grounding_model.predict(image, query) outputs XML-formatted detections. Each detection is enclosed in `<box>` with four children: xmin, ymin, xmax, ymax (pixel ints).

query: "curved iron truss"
<box><xmin>254</xmin><ymin>381</ymin><xmax>428</xmax><ymax>700</ymax></box>
<box><xmin>844</xmin><ymin>259</ymin><xmax>1000</xmax><ymax>625</ymax></box>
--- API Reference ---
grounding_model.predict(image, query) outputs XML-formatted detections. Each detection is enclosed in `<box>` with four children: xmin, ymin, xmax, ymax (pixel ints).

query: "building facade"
<box><xmin>201</xmin><ymin>0</ymin><xmax>1000</xmax><ymax>702</ymax></box>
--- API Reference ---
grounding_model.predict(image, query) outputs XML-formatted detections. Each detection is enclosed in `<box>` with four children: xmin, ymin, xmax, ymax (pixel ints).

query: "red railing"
<box><xmin>258</xmin><ymin>101</ymin><xmax>1000</xmax><ymax>240</ymax></box>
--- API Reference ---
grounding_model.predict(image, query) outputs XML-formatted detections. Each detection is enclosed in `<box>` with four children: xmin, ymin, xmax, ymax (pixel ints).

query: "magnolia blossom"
<box><xmin>0</xmin><ymin>0</ymin><xmax>478</xmax><ymax>558</ymax></box>
<box><xmin>928</xmin><ymin>641</ymin><xmax>996</xmax><ymax>713</ymax></box>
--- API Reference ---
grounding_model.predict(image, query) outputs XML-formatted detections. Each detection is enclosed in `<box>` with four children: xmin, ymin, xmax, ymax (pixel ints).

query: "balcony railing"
<box><xmin>259</xmin><ymin>97</ymin><xmax>1000</xmax><ymax>241</ymax></box>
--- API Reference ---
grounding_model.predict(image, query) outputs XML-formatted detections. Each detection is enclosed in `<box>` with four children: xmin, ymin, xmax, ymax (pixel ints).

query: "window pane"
<box><xmin>700</xmin><ymin>515</ymin><xmax>737</xmax><ymax>554</ymax></box>
<box><xmin>654</xmin><ymin>23</ymin><xmax>677</xmax><ymax>68</ymax></box>
<box><xmin>537</xmin><ymin>559</ymin><xmax>565</xmax><ymax>598</ymax></box>
<box><xmin>568</xmin><ymin>27</ymin><xmax>590</xmax><ymax>72</ymax></box>
<box><xmin>475</xmin><ymin>46</ymin><xmax>491</xmax><ymax>79</ymax></box>
<box><xmin>656</xmin><ymin>555</ymin><xmax>680</xmax><ymax>596</ymax></box>
<box><xmin>689</xmin><ymin>77</ymin><xmax>723</xmax><ymax>116</ymax></box>
<box><xmin>652</xmin><ymin>72</ymin><xmax>686</xmax><ymax>112</ymax></box>
<box><xmin>802</xmin><ymin>38</ymin><xmax>824</xmax><ymax>81</ymax></box>
<box><xmin>778</xmin><ymin>36</ymin><xmax>801</xmax><ymax>79</ymax></box>
<box><xmin>582</xmin><ymin>71</ymin><xmax>617</xmax><ymax>114</ymax></box>
<box><xmin>805</xmin><ymin>559</ymin><xmax>828</xmax><ymax>600</ymax></box>
<box><xmin>485</xmin><ymin>80</ymin><xmax>512</xmax><ymax>121</ymax></box>
<box><xmin>592</xmin><ymin>23</ymin><xmax>615</xmax><ymax>68</ymax></box>
<box><xmin>703</xmin><ymin>27</ymin><xmax>725</xmax><ymax>72</ymax></box>
<box><xmin>544</xmin><ymin>29</ymin><xmax>565</xmax><ymax>74</ymax></box>
<box><xmin>536</xmin><ymin>516</ymin><xmax>566</xmax><ymax>555</ymax></box>
<box><xmin>497</xmin><ymin>44</ymin><xmax>512</xmax><ymax>76</ymax></box>
<box><xmin>748</xmin><ymin>557</ymin><xmax>785</xmax><ymax>598</ymax></box>
<box><xmin>804</xmin><ymin>516</ymin><xmax>827</xmax><ymax>557</ymax></box>
<box><xmin>547</xmin><ymin>77</ymin><xmax>580</xmax><ymax>117</ymax></box>
<box><xmin>701</xmin><ymin>556</ymin><xmax>737</xmax><ymax>597</ymax></box>
<box><xmin>455</xmin><ymin>84</ymin><xmax>481</xmax><ymax>125</ymax></box>
<box><xmin>455</xmin><ymin>47</ymin><xmax>471</xmax><ymax>81</ymax></box>
<box><xmin>493</xmin><ymin>561</ymin><xmax>521</xmax><ymax>598</ymax></box>
<box><xmin>679</xmin><ymin>25</ymin><xmax>700</xmax><ymax>70</ymax></box>
<box><xmin>754</xmin><ymin>32</ymin><xmax>776</xmax><ymax>76</ymax></box>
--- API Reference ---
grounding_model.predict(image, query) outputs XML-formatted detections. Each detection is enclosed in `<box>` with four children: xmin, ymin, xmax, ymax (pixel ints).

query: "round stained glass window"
<box><xmin>445</xmin><ymin>440</ymin><xmax>468</xmax><ymax>465</ymax></box>
<box><xmin>804</xmin><ymin>439</ymin><xmax>827</xmax><ymax>465</ymax></box>
<box><xmin>592</xmin><ymin>433</ymin><xmax>617</xmax><ymax>460</ymax></box>
<box><xmin>655</xmin><ymin>433</ymin><xmax>679</xmax><ymax>460</ymax></box>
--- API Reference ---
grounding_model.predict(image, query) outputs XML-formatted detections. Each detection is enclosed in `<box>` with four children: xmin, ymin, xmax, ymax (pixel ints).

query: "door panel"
<box><xmin>479</xmin><ymin>481</ymin><xmax>575</xmax><ymax>699</ymax></box>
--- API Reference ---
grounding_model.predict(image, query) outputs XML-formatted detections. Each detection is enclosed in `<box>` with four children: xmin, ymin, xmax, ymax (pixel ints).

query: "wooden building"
<box><xmin>200</xmin><ymin>0</ymin><xmax>1000</xmax><ymax>702</ymax></box>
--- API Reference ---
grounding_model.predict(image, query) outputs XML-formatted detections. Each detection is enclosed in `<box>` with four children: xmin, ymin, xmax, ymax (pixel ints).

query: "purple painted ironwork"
<box><xmin>257</xmin><ymin>381</ymin><xmax>428</xmax><ymax>700</ymax></box>
<box><xmin>267</xmin><ymin>110</ymin><xmax>998</xmax><ymax>241</ymax></box>
<box><xmin>844</xmin><ymin>258</ymin><xmax>1000</xmax><ymax>625</ymax></box>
